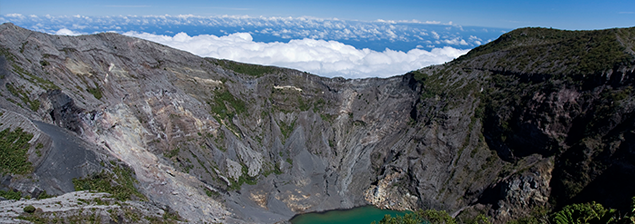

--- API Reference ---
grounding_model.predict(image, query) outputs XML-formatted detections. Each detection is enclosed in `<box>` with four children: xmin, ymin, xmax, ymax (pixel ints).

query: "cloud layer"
<box><xmin>123</xmin><ymin>31</ymin><xmax>469</xmax><ymax>78</ymax></box>
<box><xmin>0</xmin><ymin>13</ymin><xmax>487</xmax><ymax>78</ymax></box>
<box><xmin>0</xmin><ymin>14</ymin><xmax>506</xmax><ymax>52</ymax></box>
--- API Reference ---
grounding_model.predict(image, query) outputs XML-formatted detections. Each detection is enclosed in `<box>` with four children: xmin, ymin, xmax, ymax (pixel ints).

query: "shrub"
<box><xmin>6</xmin><ymin>83</ymin><xmax>40</xmax><ymax>111</ymax></box>
<box><xmin>0</xmin><ymin>189</ymin><xmax>22</xmax><ymax>200</ymax></box>
<box><xmin>374</xmin><ymin>209</ymin><xmax>457</xmax><ymax>224</ymax></box>
<box><xmin>217</xmin><ymin>59</ymin><xmax>277</xmax><ymax>77</ymax></box>
<box><xmin>0</xmin><ymin>127</ymin><xmax>34</xmax><ymax>175</ymax></box>
<box><xmin>551</xmin><ymin>201</ymin><xmax>616</xmax><ymax>224</ymax></box>
<box><xmin>72</xmin><ymin>165</ymin><xmax>146</xmax><ymax>201</ymax></box>
<box><xmin>209</xmin><ymin>89</ymin><xmax>246</xmax><ymax>123</ymax></box>
<box><xmin>23</xmin><ymin>205</ymin><xmax>36</xmax><ymax>213</ymax></box>
<box><xmin>421</xmin><ymin>209</ymin><xmax>457</xmax><ymax>224</ymax></box>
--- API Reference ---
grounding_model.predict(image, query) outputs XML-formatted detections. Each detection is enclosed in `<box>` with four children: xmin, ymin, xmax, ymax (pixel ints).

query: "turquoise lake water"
<box><xmin>289</xmin><ymin>206</ymin><xmax>411</xmax><ymax>224</ymax></box>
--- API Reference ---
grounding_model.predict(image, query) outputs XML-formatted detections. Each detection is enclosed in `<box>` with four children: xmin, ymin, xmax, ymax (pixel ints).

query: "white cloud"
<box><xmin>2</xmin><ymin>14</ymin><xmax>506</xmax><ymax>54</ymax></box>
<box><xmin>124</xmin><ymin>31</ymin><xmax>468</xmax><ymax>78</ymax></box>
<box><xmin>441</xmin><ymin>38</ymin><xmax>468</xmax><ymax>45</ymax></box>
<box><xmin>5</xmin><ymin>13</ymin><xmax>24</xmax><ymax>18</ymax></box>
<box><xmin>55</xmin><ymin>28</ymin><xmax>82</xmax><ymax>36</ymax></box>
<box><xmin>0</xmin><ymin>14</ymin><xmax>507</xmax><ymax>78</ymax></box>
<box><xmin>376</xmin><ymin>19</ymin><xmax>396</xmax><ymax>24</ymax></box>
<box><xmin>431</xmin><ymin>31</ymin><xmax>440</xmax><ymax>39</ymax></box>
<box><xmin>468</xmin><ymin>35</ymin><xmax>481</xmax><ymax>41</ymax></box>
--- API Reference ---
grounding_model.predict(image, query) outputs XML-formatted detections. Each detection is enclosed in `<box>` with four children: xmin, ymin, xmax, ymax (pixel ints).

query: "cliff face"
<box><xmin>430</xmin><ymin>27</ymin><xmax>635</xmax><ymax>221</ymax></box>
<box><xmin>0</xmin><ymin>23</ymin><xmax>634</xmax><ymax>223</ymax></box>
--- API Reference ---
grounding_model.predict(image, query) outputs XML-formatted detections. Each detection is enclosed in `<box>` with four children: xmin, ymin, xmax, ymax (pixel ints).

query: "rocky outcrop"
<box><xmin>46</xmin><ymin>90</ymin><xmax>84</xmax><ymax>133</ymax></box>
<box><xmin>364</xmin><ymin>168</ymin><xmax>419</xmax><ymax>210</ymax></box>
<box><xmin>0</xmin><ymin>191</ymin><xmax>181</xmax><ymax>223</ymax></box>
<box><xmin>1</xmin><ymin>23</ymin><xmax>634</xmax><ymax>223</ymax></box>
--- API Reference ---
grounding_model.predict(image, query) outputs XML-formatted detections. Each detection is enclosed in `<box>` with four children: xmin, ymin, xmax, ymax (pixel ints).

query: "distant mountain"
<box><xmin>0</xmin><ymin>23</ymin><xmax>634</xmax><ymax>223</ymax></box>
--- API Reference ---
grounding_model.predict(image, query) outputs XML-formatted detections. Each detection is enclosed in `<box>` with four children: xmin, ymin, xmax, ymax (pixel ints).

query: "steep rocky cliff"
<box><xmin>0</xmin><ymin>23</ymin><xmax>634</xmax><ymax>223</ymax></box>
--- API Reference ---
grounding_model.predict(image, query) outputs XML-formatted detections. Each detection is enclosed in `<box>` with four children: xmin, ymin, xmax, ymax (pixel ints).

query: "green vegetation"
<box><xmin>270</xmin><ymin>84</ymin><xmax>321</xmax><ymax>114</ymax></box>
<box><xmin>18</xmin><ymin>202</ymin><xmax>183</xmax><ymax>224</ymax></box>
<box><xmin>458</xmin><ymin>27</ymin><xmax>635</xmax><ymax>75</ymax></box>
<box><xmin>512</xmin><ymin>199</ymin><xmax>630</xmax><ymax>224</ymax></box>
<box><xmin>227</xmin><ymin>164</ymin><xmax>258</xmax><ymax>191</ymax></box>
<box><xmin>11</xmin><ymin>64</ymin><xmax>60</xmax><ymax>90</ymax></box>
<box><xmin>372</xmin><ymin>203</ymin><xmax>632</xmax><ymax>224</ymax></box>
<box><xmin>0</xmin><ymin>127</ymin><xmax>34</xmax><ymax>175</ymax></box>
<box><xmin>6</xmin><ymin>83</ymin><xmax>40</xmax><ymax>111</ymax></box>
<box><xmin>262</xmin><ymin>162</ymin><xmax>283</xmax><ymax>177</ymax></box>
<box><xmin>378</xmin><ymin>212</ymin><xmax>491</xmax><ymax>224</ymax></box>
<box><xmin>273</xmin><ymin>164</ymin><xmax>283</xmax><ymax>175</ymax></box>
<box><xmin>410</xmin><ymin>69</ymin><xmax>479</xmax><ymax>101</ymax></box>
<box><xmin>205</xmin><ymin>188</ymin><xmax>219</xmax><ymax>197</ymax></box>
<box><xmin>183</xmin><ymin>158</ymin><xmax>194</xmax><ymax>173</ymax></box>
<box><xmin>217</xmin><ymin>59</ymin><xmax>278</xmax><ymax>77</ymax></box>
<box><xmin>419</xmin><ymin>209</ymin><xmax>457</xmax><ymax>224</ymax></box>
<box><xmin>0</xmin><ymin>189</ymin><xmax>22</xmax><ymax>200</ymax></box>
<box><xmin>36</xmin><ymin>190</ymin><xmax>54</xmax><ymax>200</ymax></box>
<box><xmin>123</xmin><ymin>207</ymin><xmax>141</xmax><ymax>222</ymax></box>
<box><xmin>313</xmin><ymin>98</ymin><xmax>326</xmax><ymax>113</ymax></box>
<box><xmin>298</xmin><ymin>97</ymin><xmax>311</xmax><ymax>111</ymax></box>
<box><xmin>585</xmin><ymin>87</ymin><xmax>633</xmax><ymax>136</ymax></box>
<box><xmin>86</xmin><ymin>82</ymin><xmax>103</xmax><ymax>100</ymax></box>
<box><xmin>19</xmin><ymin>41</ymin><xmax>28</xmax><ymax>53</ymax></box>
<box><xmin>23</xmin><ymin>205</ymin><xmax>36</xmax><ymax>213</ymax></box>
<box><xmin>93</xmin><ymin>197</ymin><xmax>108</xmax><ymax>205</ymax></box>
<box><xmin>164</xmin><ymin>147</ymin><xmax>180</xmax><ymax>158</ymax></box>
<box><xmin>279</xmin><ymin>119</ymin><xmax>296</xmax><ymax>141</ymax></box>
<box><xmin>72</xmin><ymin>165</ymin><xmax>146</xmax><ymax>201</ymax></box>
<box><xmin>0</xmin><ymin>47</ymin><xmax>16</xmax><ymax>62</ymax></box>
<box><xmin>373</xmin><ymin>209</ymin><xmax>467</xmax><ymax>224</ymax></box>
<box><xmin>193</xmin><ymin>152</ymin><xmax>215</xmax><ymax>178</ymax></box>
<box><xmin>16</xmin><ymin>214</ymin><xmax>48</xmax><ymax>223</ymax></box>
<box><xmin>286</xmin><ymin>158</ymin><xmax>293</xmax><ymax>165</ymax></box>
<box><xmin>372</xmin><ymin>213</ymin><xmax>423</xmax><ymax>224</ymax></box>
<box><xmin>209</xmin><ymin>89</ymin><xmax>246</xmax><ymax>124</ymax></box>
<box><xmin>162</xmin><ymin>209</ymin><xmax>183</xmax><ymax>223</ymax></box>
<box><xmin>321</xmin><ymin>113</ymin><xmax>335</xmax><ymax>123</ymax></box>
<box><xmin>214</xmin><ymin>131</ymin><xmax>227</xmax><ymax>152</ymax></box>
<box><xmin>413</xmin><ymin>70</ymin><xmax>444</xmax><ymax>98</ymax></box>
<box><xmin>551</xmin><ymin>201</ymin><xmax>618</xmax><ymax>224</ymax></box>
<box><xmin>474</xmin><ymin>71</ymin><xmax>544</xmax><ymax>155</ymax></box>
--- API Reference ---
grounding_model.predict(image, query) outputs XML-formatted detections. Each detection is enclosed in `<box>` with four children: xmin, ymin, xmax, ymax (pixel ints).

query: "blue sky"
<box><xmin>1</xmin><ymin>0</ymin><xmax>634</xmax><ymax>30</ymax></box>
